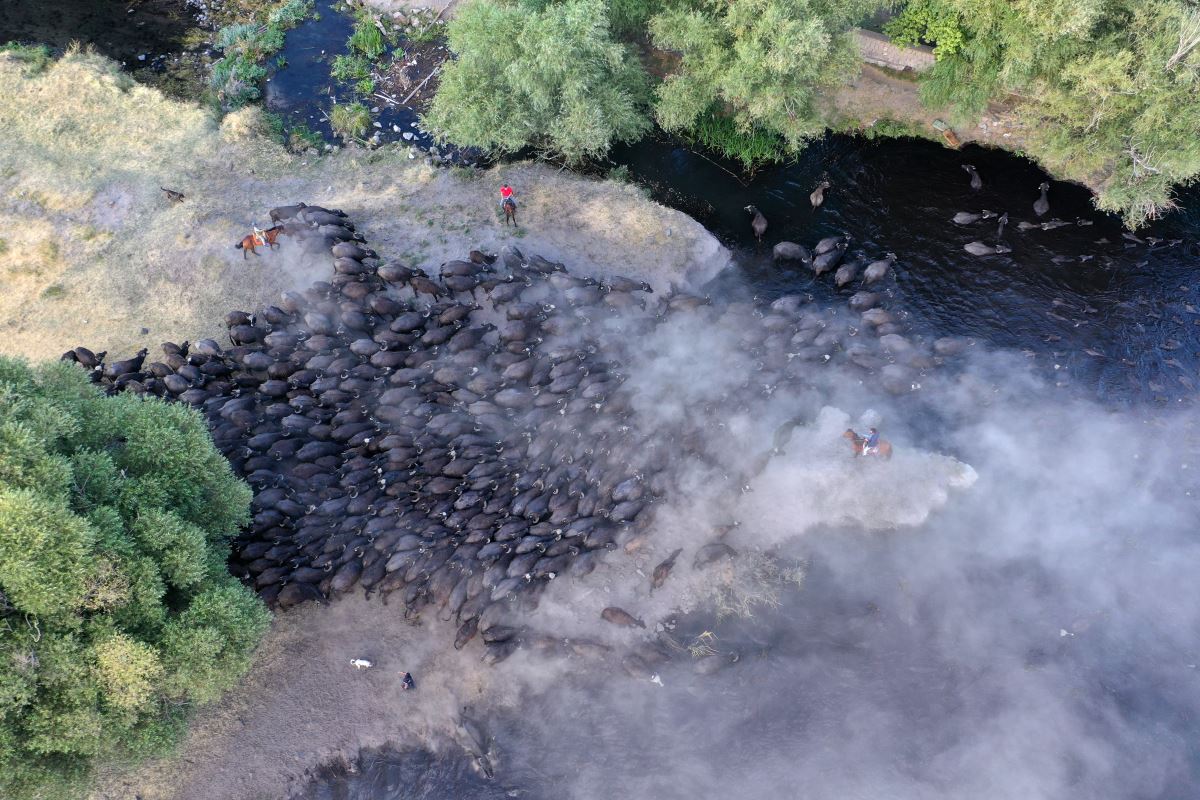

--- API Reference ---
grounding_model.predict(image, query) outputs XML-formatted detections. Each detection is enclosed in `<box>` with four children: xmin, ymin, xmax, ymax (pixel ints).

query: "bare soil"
<box><xmin>0</xmin><ymin>49</ymin><xmax>728</xmax><ymax>364</ymax></box>
<box><xmin>830</xmin><ymin>64</ymin><xmax>1034</xmax><ymax>155</ymax></box>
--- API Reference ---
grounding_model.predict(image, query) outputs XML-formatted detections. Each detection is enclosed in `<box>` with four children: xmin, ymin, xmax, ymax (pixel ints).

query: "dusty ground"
<box><xmin>830</xmin><ymin>64</ymin><xmax>1034</xmax><ymax>154</ymax></box>
<box><xmin>0</xmin><ymin>49</ymin><xmax>728</xmax><ymax>364</ymax></box>
<box><xmin>88</xmin><ymin>595</ymin><xmax>532</xmax><ymax>800</ymax></box>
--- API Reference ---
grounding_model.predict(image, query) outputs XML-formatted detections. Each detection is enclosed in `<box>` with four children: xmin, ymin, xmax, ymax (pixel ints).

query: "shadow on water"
<box><xmin>0</xmin><ymin>0</ymin><xmax>197</xmax><ymax>68</ymax></box>
<box><xmin>612</xmin><ymin>134</ymin><xmax>1200</xmax><ymax>405</ymax></box>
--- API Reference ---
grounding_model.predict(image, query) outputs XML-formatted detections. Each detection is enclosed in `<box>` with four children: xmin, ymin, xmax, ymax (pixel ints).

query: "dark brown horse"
<box><xmin>502</xmin><ymin>197</ymin><xmax>517</xmax><ymax>227</ymax></box>
<box><xmin>844</xmin><ymin>429</ymin><xmax>893</xmax><ymax>460</ymax></box>
<box><xmin>235</xmin><ymin>225</ymin><xmax>285</xmax><ymax>259</ymax></box>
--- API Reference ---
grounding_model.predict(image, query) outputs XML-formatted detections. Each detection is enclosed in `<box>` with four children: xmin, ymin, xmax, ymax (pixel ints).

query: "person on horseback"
<box><xmin>500</xmin><ymin>183</ymin><xmax>516</xmax><ymax>209</ymax></box>
<box><xmin>252</xmin><ymin>224</ymin><xmax>268</xmax><ymax>247</ymax></box>
<box><xmin>864</xmin><ymin>427</ymin><xmax>880</xmax><ymax>456</ymax></box>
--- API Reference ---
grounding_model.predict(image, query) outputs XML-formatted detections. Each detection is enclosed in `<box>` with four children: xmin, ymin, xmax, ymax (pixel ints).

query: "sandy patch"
<box><xmin>0</xmin><ymin>49</ymin><xmax>728</xmax><ymax>364</ymax></box>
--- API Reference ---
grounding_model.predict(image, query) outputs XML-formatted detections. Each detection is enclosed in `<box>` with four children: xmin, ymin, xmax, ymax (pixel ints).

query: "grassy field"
<box><xmin>0</xmin><ymin>47</ymin><xmax>728</xmax><ymax>364</ymax></box>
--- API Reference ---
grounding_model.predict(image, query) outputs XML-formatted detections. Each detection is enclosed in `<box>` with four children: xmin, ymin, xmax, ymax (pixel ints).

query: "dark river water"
<box><xmin>258</xmin><ymin>1</ymin><xmax>1200</xmax><ymax>405</ymax></box>
<box><xmin>14</xmin><ymin>5</ymin><xmax>1199</xmax><ymax>798</ymax></box>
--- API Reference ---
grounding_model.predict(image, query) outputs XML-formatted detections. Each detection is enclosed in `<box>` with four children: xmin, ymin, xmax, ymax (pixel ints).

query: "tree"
<box><xmin>896</xmin><ymin>0</ymin><xmax>1200</xmax><ymax>226</ymax></box>
<box><xmin>0</xmin><ymin>358</ymin><xmax>268</xmax><ymax>800</ymax></box>
<box><xmin>650</xmin><ymin>0</ymin><xmax>886</xmax><ymax>153</ymax></box>
<box><xmin>421</xmin><ymin>0</ymin><xmax>652</xmax><ymax>163</ymax></box>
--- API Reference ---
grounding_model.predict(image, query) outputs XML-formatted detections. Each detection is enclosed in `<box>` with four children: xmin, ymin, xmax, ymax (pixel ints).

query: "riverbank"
<box><xmin>0</xmin><ymin>48</ymin><xmax>729</xmax><ymax>363</ymax></box>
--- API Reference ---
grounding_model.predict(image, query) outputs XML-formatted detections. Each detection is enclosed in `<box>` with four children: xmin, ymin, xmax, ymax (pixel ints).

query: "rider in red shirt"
<box><xmin>500</xmin><ymin>183</ymin><xmax>515</xmax><ymax>208</ymax></box>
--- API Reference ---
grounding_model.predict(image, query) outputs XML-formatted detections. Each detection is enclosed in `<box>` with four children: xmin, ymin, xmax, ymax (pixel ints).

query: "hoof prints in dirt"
<box><xmin>70</xmin><ymin>205</ymin><xmax>969</xmax><ymax>664</ymax></box>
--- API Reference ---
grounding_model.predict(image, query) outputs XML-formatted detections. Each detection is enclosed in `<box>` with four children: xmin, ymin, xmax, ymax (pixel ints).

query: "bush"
<box><xmin>905</xmin><ymin>0</ymin><xmax>1200</xmax><ymax>226</ymax></box>
<box><xmin>422</xmin><ymin>0</ymin><xmax>651</xmax><ymax>163</ymax></box>
<box><xmin>330</xmin><ymin>53</ymin><xmax>371</xmax><ymax>83</ymax></box>
<box><xmin>210</xmin><ymin>0</ymin><xmax>314</xmax><ymax>111</ymax></box>
<box><xmin>650</xmin><ymin>0</ymin><xmax>876</xmax><ymax>153</ymax></box>
<box><xmin>0</xmin><ymin>43</ymin><xmax>54</xmax><ymax>76</ymax></box>
<box><xmin>0</xmin><ymin>358</ymin><xmax>269</xmax><ymax>800</ymax></box>
<box><xmin>330</xmin><ymin>101</ymin><xmax>371</xmax><ymax>140</ymax></box>
<box><xmin>349</xmin><ymin>18</ymin><xmax>386</xmax><ymax>59</ymax></box>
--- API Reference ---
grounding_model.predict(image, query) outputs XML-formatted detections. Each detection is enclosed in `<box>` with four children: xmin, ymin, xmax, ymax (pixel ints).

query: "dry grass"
<box><xmin>699</xmin><ymin>551</ymin><xmax>808</xmax><ymax>621</ymax></box>
<box><xmin>0</xmin><ymin>48</ymin><xmax>728</xmax><ymax>364</ymax></box>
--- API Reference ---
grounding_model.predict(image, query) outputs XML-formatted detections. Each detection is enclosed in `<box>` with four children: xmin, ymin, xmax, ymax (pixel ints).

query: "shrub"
<box><xmin>330</xmin><ymin>101</ymin><xmax>371</xmax><ymax>140</ymax></box>
<box><xmin>349</xmin><ymin>19</ymin><xmax>386</xmax><ymax>59</ymax></box>
<box><xmin>422</xmin><ymin>0</ymin><xmax>651</xmax><ymax>163</ymax></box>
<box><xmin>330</xmin><ymin>53</ymin><xmax>371</xmax><ymax>83</ymax></box>
<box><xmin>908</xmin><ymin>0</ymin><xmax>1200</xmax><ymax>226</ymax></box>
<box><xmin>0</xmin><ymin>358</ymin><xmax>268</xmax><ymax>800</ymax></box>
<box><xmin>210</xmin><ymin>0</ymin><xmax>314</xmax><ymax>111</ymax></box>
<box><xmin>0</xmin><ymin>43</ymin><xmax>54</xmax><ymax>76</ymax></box>
<box><xmin>650</xmin><ymin>0</ymin><xmax>877</xmax><ymax>153</ymax></box>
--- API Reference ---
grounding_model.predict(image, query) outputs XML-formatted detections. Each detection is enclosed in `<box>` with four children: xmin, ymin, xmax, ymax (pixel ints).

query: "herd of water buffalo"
<box><xmin>63</xmin><ymin>203</ymin><xmax>972</xmax><ymax>664</ymax></box>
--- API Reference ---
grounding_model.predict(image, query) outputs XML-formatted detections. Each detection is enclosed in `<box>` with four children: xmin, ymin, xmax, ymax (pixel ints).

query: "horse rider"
<box><xmin>864</xmin><ymin>427</ymin><xmax>880</xmax><ymax>456</ymax></box>
<box><xmin>500</xmin><ymin>183</ymin><xmax>516</xmax><ymax>210</ymax></box>
<box><xmin>252</xmin><ymin>223</ymin><xmax>268</xmax><ymax>247</ymax></box>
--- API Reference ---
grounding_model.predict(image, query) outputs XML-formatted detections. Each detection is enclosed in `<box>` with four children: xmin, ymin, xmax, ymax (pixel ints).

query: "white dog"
<box><xmin>350</xmin><ymin>658</ymin><xmax>373</xmax><ymax>670</ymax></box>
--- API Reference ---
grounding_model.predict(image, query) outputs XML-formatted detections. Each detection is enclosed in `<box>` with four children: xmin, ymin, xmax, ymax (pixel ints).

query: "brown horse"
<box><xmin>235</xmin><ymin>225</ymin><xmax>285</xmax><ymax>259</ymax></box>
<box><xmin>844</xmin><ymin>429</ymin><xmax>893</xmax><ymax>460</ymax></box>
<box><xmin>502</xmin><ymin>197</ymin><xmax>518</xmax><ymax>227</ymax></box>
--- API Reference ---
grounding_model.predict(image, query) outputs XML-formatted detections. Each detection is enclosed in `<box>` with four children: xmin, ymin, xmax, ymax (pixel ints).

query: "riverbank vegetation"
<box><xmin>420</xmin><ymin>0</ymin><xmax>1200</xmax><ymax>226</ymax></box>
<box><xmin>422</xmin><ymin>0</ymin><xmax>651</xmax><ymax>163</ymax></box>
<box><xmin>888</xmin><ymin>0</ymin><xmax>1200</xmax><ymax>226</ymax></box>
<box><xmin>0</xmin><ymin>358</ymin><xmax>269</xmax><ymax>800</ymax></box>
<box><xmin>210</xmin><ymin>0</ymin><xmax>313</xmax><ymax>109</ymax></box>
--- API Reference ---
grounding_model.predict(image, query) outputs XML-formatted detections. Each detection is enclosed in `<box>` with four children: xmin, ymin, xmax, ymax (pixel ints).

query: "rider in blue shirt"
<box><xmin>865</xmin><ymin>427</ymin><xmax>880</xmax><ymax>454</ymax></box>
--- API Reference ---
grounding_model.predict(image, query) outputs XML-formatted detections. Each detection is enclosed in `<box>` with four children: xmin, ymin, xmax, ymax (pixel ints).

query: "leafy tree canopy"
<box><xmin>421</xmin><ymin>0</ymin><xmax>652</xmax><ymax>163</ymax></box>
<box><xmin>0</xmin><ymin>358</ymin><xmax>268</xmax><ymax>800</ymax></box>
<box><xmin>892</xmin><ymin>0</ymin><xmax>1200</xmax><ymax>226</ymax></box>
<box><xmin>651</xmin><ymin>0</ymin><xmax>885</xmax><ymax>149</ymax></box>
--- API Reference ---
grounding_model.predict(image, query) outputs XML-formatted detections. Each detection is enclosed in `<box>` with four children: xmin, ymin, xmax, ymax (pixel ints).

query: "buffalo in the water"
<box><xmin>772</xmin><ymin>241</ymin><xmax>811</xmax><ymax>264</ymax></box>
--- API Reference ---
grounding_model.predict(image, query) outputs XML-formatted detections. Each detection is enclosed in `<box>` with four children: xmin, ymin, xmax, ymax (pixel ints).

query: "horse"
<box><xmin>843</xmin><ymin>429</ymin><xmax>893</xmax><ymax>460</ymax></box>
<box><xmin>235</xmin><ymin>225</ymin><xmax>285</xmax><ymax>259</ymax></box>
<box><xmin>502</xmin><ymin>197</ymin><xmax>518</xmax><ymax>227</ymax></box>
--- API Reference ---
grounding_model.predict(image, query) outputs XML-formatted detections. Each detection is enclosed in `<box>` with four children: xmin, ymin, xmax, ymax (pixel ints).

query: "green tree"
<box><xmin>650</xmin><ymin>0</ymin><xmax>886</xmax><ymax>154</ymax></box>
<box><xmin>0</xmin><ymin>358</ymin><xmax>268</xmax><ymax>800</ymax></box>
<box><xmin>422</xmin><ymin>0</ymin><xmax>652</xmax><ymax>163</ymax></box>
<box><xmin>902</xmin><ymin>0</ymin><xmax>1200</xmax><ymax>226</ymax></box>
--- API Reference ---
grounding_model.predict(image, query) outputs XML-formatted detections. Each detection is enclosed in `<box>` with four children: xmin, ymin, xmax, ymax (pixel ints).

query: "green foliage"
<box><xmin>884</xmin><ymin>0</ymin><xmax>965</xmax><ymax>57</ymax></box>
<box><xmin>423</xmin><ymin>0</ymin><xmax>652</xmax><ymax>163</ymax></box>
<box><xmin>286</xmin><ymin>122</ymin><xmax>324</xmax><ymax>152</ymax></box>
<box><xmin>349</xmin><ymin>18</ymin><xmax>386</xmax><ymax>58</ymax></box>
<box><xmin>355</xmin><ymin>76</ymin><xmax>377</xmax><ymax>96</ymax></box>
<box><xmin>210</xmin><ymin>0</ymin><xmax>314</xmax><ymax>110</ymax></box>
<box><xmin>650</xmin><ymin>0</ymin><xmax>885</xmax><ymax>157</ymax></box>
<box><xmin>330</xmin><ymin>53</ymin><xmax>371</xmax><ymax>83</ymax></box>
<box><xmin>910</xmin><ymin>0</ymin><xmax>1200</xmax><ymax>226</ymax></box>
<box><xmin>686</xmin><ymin>108</ymin><xmax>789</xmax><ymax>170</ymax></box>
<box><xmin>330</xmin><ymin>101</ymin><xmax>372</xmax><ymax>140</ymax></box>
<box><xmin>0</xmin><ymin>358</ymin><xmax>267</xmax><ymax>800</ymax></box>
<box><xmin>0</xmin><ymin>43</ymin><xmax>54</xmax><ymax>76</ymax></box>
<box><xmin>607</xmin><ymin>0</ymin><xmax>657</xmax><ymax>38</ymax></box>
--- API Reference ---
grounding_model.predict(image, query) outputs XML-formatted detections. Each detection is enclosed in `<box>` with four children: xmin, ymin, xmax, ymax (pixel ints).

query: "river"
<box><xmin>258</xmin><ymin>1</ymin><xmax>1199</xmax><ymax>406</ymax></box>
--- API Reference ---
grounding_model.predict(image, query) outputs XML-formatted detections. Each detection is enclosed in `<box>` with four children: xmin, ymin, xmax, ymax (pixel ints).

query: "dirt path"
<box><xmin>831</xmin><ymin>64</ymin><xmax>1033</xmax><ymax>153</ymax></box>
<box><xmin>0</xmin><ymin>50</ymin><xmax>727</xmax><ymax>364</ymax></box>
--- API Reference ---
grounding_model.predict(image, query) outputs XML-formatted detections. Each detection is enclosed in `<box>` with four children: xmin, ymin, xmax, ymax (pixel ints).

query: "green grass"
<box><xmin>0</xmin><ymin>43</ymin><xmax>54</xmax><ymax>76</ymax></box>
<box><xmin>210</xmin><ymin>0</ymin><xmax>313</xmax><ymax>110</ymax></box>
<box><xmin>330</xmin><ymin>101</ymin><xmax>371</xmax><ymax>141</ymax></box>
<box><xmin>405</xmin><ymin>20</ymin><xmax>446</xmax><ymax>45</ymax></box>
<box><xmin>449</xmin><ymin>164</ymin><xmax>480</xmax><ymax>182</ymax></box>
<box><xmin>686</xmin><ymin>110</ymin><xmax>789</xmax><ymax>172</ymax></box>
<box><xmin>286</xmin><ymin>123</ymin><xmax>323</xmax><ymax>152</ymax></box>
<box><xmin>330</xmin><ymin>53</ymin><xmax>370</xmax><ymax>83</ymax></box>
<box><xmin>349</xmin><ymin>19</ymin><xmax>386</xmax><ymax>59</ymax></box>
<box><xmin>355</xmin><ymin>76</ymin><xmax>376</xmax><ymax>96</ymax></box>
<box><xmin>40</xmin><ymin>283</ymin><xmax>66</xmax><ymax>299</ymax></box>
